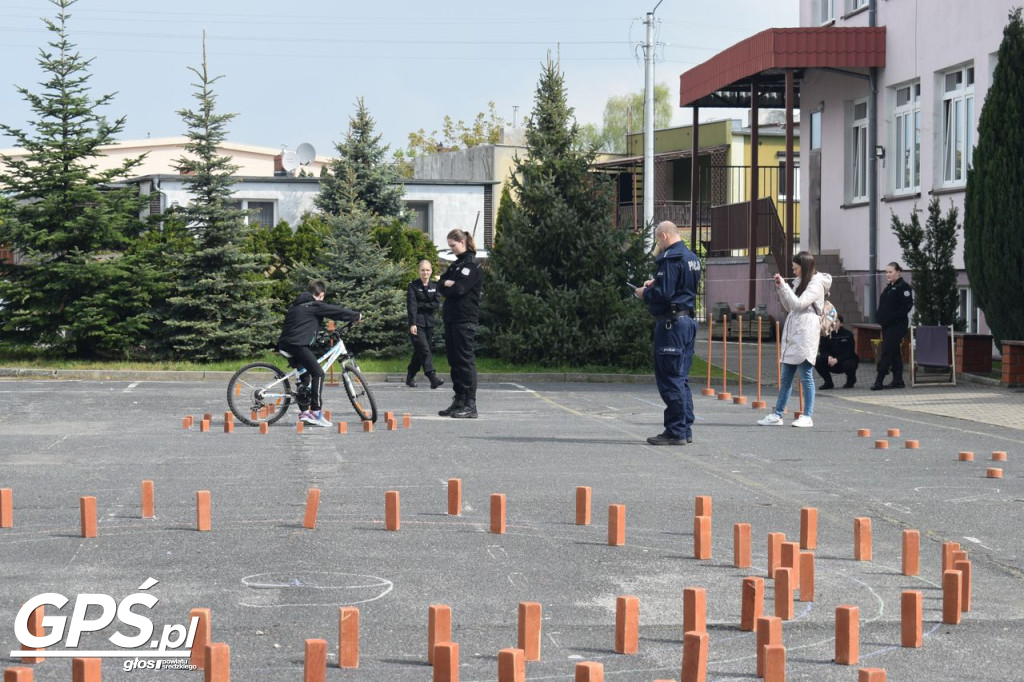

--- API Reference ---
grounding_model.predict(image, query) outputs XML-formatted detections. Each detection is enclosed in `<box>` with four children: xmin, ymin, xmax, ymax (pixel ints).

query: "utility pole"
<box><xmin>642</xmin><ymin>1</ymin><xmax>664</xmax><ymax>234</ymax></box>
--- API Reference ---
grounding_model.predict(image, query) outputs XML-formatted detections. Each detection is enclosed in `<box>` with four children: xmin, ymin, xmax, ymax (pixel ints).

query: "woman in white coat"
<box><xmin>758</xmin><ymin>251</ymin><xmax>833</xmax><ymax>428</ymax></box>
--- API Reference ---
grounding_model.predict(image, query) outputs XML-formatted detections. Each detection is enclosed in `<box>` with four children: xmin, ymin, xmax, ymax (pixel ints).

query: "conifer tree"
<box><xmin>964</xmin><ymin>8</ymin><xmax>1024</xmax><ymax>342</ymax></box>
<box><xmin>0</xmin><ymin>0</ymin><xmax>151</xmax><ymax>358</ymax></box>
<box><xmin>890</xmin><ymin>198</ymin><xmax>960</xmax><ymax>327</ymax></box>
<box><xmin>163</xmin><ymin>37</ymin><xmax>275</xmax><ymax>361</ymax></box>
<box><xmin>483</xmin><ymin>60</ymin><xmax>653</xmax><ymax>368</ymax></box>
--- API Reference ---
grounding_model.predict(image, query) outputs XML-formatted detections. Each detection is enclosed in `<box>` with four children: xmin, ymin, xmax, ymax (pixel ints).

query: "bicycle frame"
<box><xmin>262</xmin><ymin>333</ymin><xmax>356</xmax><ymax>400</ymax></box>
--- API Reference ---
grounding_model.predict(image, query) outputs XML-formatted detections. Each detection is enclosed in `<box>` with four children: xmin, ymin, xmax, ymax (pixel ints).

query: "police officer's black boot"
<box><xmin>885</xmin><ymin>370</ymin><xmax>906</xmax><ymax>389</ymax></box>
<box><xmin>870</xmin><ymin>371</ymin><xmax>886</xmax><ymax>391</ymax></box>
<box><xmin>451</xmin><ymin>397</ymin><xmax>477</xmax><ymax>419</ymax></box>
<box><xmin>405</xmin><ymin>369</ymin><xmax>417</xmax><ymax>388</ymax></box>
<box><xmin>438</xmin><ymin>394</ymin><xmax>464</xmax><ymax>417</ymax></box>
<box><xmin>427</xmin><ymin>371</ymin><xmax>445</xmax><ymax>389</ymax></box>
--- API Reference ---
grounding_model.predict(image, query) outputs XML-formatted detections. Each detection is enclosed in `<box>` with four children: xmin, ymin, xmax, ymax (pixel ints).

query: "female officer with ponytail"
<box><xmin>438</xmin><ymin>229</ymin><xmax>483</xmax><ymax>418</ymax></box>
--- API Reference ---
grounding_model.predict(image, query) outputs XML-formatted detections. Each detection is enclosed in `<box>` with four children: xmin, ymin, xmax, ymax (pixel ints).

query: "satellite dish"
<box><xmin>281</xmin><ymin>150</ymin><xmax>298</xmax><ymax>173</ymax></box>
<box><xmin>296</xmin><ymin>143</ymin><xmax>316</xmax><ymax>166</ymax></box>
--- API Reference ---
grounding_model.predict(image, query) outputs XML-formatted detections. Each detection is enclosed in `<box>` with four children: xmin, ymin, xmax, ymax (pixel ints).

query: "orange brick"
<box><xmin>574</xmin><ymin>662</ymin><xmax>603</xmax><ymax>682</ymax></box>
<box><xmin>859</xmin><ymin>669</ymin><xmax>887</xmax><ymax>682</ymax></box>
<box><xmin>941</xmin><ymin>541</ymin><xmax>961</xmax><ymax>572</ymax></box>
<box><xmin>183</xmin><ymin>417</ymin><xmax>192</xmax><ymax>429</ymax></box>
<box><xmin>774</xmin><ymin>567</ymin><xmax>793</xmax><ymax>620</ymax></box>
<box><xmin>763</xmin><ymin>643</ymin><xmax>786</xmax><ymax>682</ymax></box>
<box><xmin>740</xmin><ymin>577</ymin><xmax>764</xmax><ymax>632</ymax></box>
<box><xmin>733</xmin><ymin>522</ymin><xmax>751</xmax><ymax>568</ymax></box>
<box><xmin>385</xmin><ymin>491</ymin><xmax>400</xmax><ymax>531</ymax></box>
<box><xmin>954</xmin><ymin>559</ymin><xmax>972</xmax><ymax>612</ymax></box>
<box><xmin>887</xmin><ymin>428</ymin><xmax>900</xmax><ymax>437</ymax></box>
<box><xmin>447</xmin><ymin>478</ymin><xmax>462</xmax><ymax>516</ymax></box>
<box><xmin>490</xmin><ymin>493</ymin><xmax>506</xmax><ymax>534</ymax></box>
<box><xmin>323</xmin><ymin>410</ymin><xmax>331</xmax><ymax>422</ymax></box>
<box><xmin>799</xmin><ymin>507</ymin><xmax>818</xmax><ymax>549</ymax></box>
<box><xmin>387</xmin><ymin>418</ymin><xmax>397</xmax><ymax>431</ymax></box>
<box><xmin>854</xmin><ymin>517</ymin><xmax>872</xmax><ymax>561</ymax></box>
<box><xmin>141</xmin><ymin>480</ymin><xmax>154</xmax><ymax>519</ymax></box>
<box><xmin>614</xmin><ymin>596</ymin><xmax>639</xmax><ymax>654</ymax></box>
<box><xmin>362</xmin><ymin>420</ymin><xmax>373</xmax><ymax>432</ymax></box>
<box><xmin>904</xmin><ymin>439</ymin><xmax>919</xmax><ymax>449</ymax></box>
<box><xmin>781</xmin><ymin>541</ymin><xmax>800</xmax><ymax>590</ymax></box>
<box><xmin>857</xmin><ymin>428</ymin><xmax>871</xmax><ymax>437</ymax></box>
<box><xmin>200</xmin><ymin>419</ymin><xmax>210</xmax><ymax>433</ymax></box>
<box><xmin>799</xmin><ymin>551</ymin><xmax>815</xmax><ymax>602</ymax></box>
<box><xmin>403</xmin><ymin>413</ymin><xmax>411</xmax><ymax>428</ymax></box>
<box><xmin>755</xmin><ymin>616</ymin><xmax>782</xmax><ymax>678</ymax></box>
<box><xmin>992</xmin><ymin>450</ymin><xmax>1007</xmax><ymax>461</ymax></box>
<box><xmin>681</xmin><ymin>631</ymin><xmax>708</xmax><ymax>682</ymax></box>
<box><xmin>336</xmin><ymin>422</ymin><xmax>347</xmax><ymax>434</ymax></box>
<box><xmin>987</xmin><ymin>467</ymin><xmax>1003</xmax><ymax>478</ymax></box>
<box><xmin>575</xmin><ymin>486</ymin><xmax>591</xmax><ymax>525</ymax></box>
<box><xmin>517</xmin><ymin>602</ymin><xmax>542</xmax><ymax>661</ymax></box>
<box><xmin>205</xmin><ymin>642</ymin><xmax>230</xmax><ymax>682</ymax></box>
<box><xmin>608</xmin><ymin>504</ymin><xmax>625</xmax><ymax>546</ymax></box>
<box><xmin>71</xmin><ymin>658</ymin><xmax>101</xmax><ymax>682</ymax></box>
<box><xmin>835</xmin><ymin>605</ymin><xmax>859</xmax><ymax>665</ymax></box>
<box><xmin>196</xmin><ymin>491</ymin><xmax>211</xmax><ymax>532</ymax></box>
<box><xmin>695</xmin><ymin>495</ymin><xmax>712</xmax><ymax>519</ymax></box>
<box><xmin>188</xmin><ymin>608</ymin><xmax>211</xmax><ymax>669</ymax></box>
<box><xmin>384</xmin><ymin>410</ymin><xmax>395</xmax><ymax>422</ymax></box>
<box><xmin>901</xmin><ymin>591</ymin><xmax>922</xmax><ymax>648</ymax></box>
<box><xmin>20</xmin><ymin>604</ymin><xmax>44</xmax><ymax>663</ymax></box>
<box><xmin>959</xmin><ymin>451</ymin><xmax>974</xmax><ymax>461</ymax></box>
<box><xmin>303</xmin><ymin>488</ymin><xmax>320</xmax><ymax>529</ymax></box>
<box><xmin>304</xmin><ymin>639</ymin><xmax>327</xmax><ymax>682</ymax></box>
<box><xmin>223</xmin><ymin>421</ymin><xmax>234</xmax><ymax>434</ymax></box>
<box><xmin>2</xmin><ymin>488</ymin><xmax>14</xmax><ymax>528</ymax></box>
<box><xmin>693</xmin><ymin>515</ymin><xmax>711</xmax><ymax>560</ymax></box>
<box><xmin>683</xmin><ymin>587</ymin><xmax>706</xmax><ymax>634</ymax></box>
<box><xmin>497</xmin><ymin>648</ymin><xmax>525</xmax><ymax>682</ymax></box>
<box><xmin>902</xmin><ymin>530</ymin><xmax>920</xmax><ymax>576</ymax></box>
<box><xmin>874</xmin><ymin>439</ymin><xmax>889</xmax><ymax>449</ymax></box>
<box><xmin>427</xmin><ymin>605</ymin><xmax>451</xmax><ymax>665</ymax></box>
<box><xmin>3</xmin><ymin>668</ymin><xmax>34</xmax><ymax>681</ymax></box>
<box><xmin>223</xmin><ymin>411</ymin><xmax>233</xmax><ymax>424</ymax></box>
<box><xmin>259</xmin><ymin>422</ymin><xmax>269</xmax><ymax>434</ymax></box>
<box><xmin>339</xmin><ymin>607</ymin><xmax>359</xmax><ymax>668</ymax></box>
<box><xmin>767</xmin><ymin>532</ymin><xmax>785</xmax><ymax>578</ymax></box>
<box><xmin>717</xmin><ymin>392</ymin><xmax>732</xmax><ymax>401</ymax></box>
<box><xmin>296</xmin><ymin>420</ymin><xmax>304</xmax><ymax>434</ymax></box>
<box><xmin>433</xmin><ymin>642</ymin><xmax>458</xmax><ymax>682</ymax></box>
<box><xmin>80</xmin><ymin>496</ymin><xmax>97</xmax><ymax>538</ymax></box>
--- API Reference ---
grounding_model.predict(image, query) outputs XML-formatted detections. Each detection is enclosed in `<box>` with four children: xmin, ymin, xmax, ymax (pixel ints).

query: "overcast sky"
<box><xmin>1</xmin><ymin>0</ymin><xmax>799</xmax><ymax>157</ymax></box>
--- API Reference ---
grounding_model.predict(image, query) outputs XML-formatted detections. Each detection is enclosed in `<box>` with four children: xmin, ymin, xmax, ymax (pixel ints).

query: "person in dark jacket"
<box><xmin>277</xmin><ymin>280</ymin><xmax>361</xmax><ymax>427</ymax></box>
<box><xmin>871</xmin><ymin>262</ymin><xmax>914</xmax><ymax>390</ymax></box>
<box><xmin>438</xmin><ymin>229</ymin><xmax>483</xmax><ymax>419</ymax></box>
<box><xmin>815</xmin><ymin>315</ymin><xmax>860</xmax><ymax>389</ymax></box>
<box><xmin>405</xmin><ymin>259</ymin><xmax>445</xmax><ymax>389</ymax></box>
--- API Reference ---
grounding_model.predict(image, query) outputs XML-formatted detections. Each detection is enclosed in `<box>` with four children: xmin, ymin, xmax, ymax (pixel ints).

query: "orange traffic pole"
<box><xmin>734</xmin><ymin>319</ymin><xmax>747</xmax><ymax>404</ymax></box>
<box><xmin>703</xmin><ymin>315</ymin><xmax>715</xmax><ymax>396</ymax></box>
<box><xmin>721</xmin><ymin>314</ymin><xmax>728</xmax><ymax>395</ymax></box>
<box><xmin>776</xmin><ymin>320</ymin><xmax>782</xmax><ymax>391</ymax></box>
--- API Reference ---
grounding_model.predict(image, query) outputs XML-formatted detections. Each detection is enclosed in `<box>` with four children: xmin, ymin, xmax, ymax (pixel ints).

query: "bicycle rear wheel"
<box><xmin>227</xmin><ymin>363</ymin><xmax>293</xmax><ymax>427</ymax></box>
<box><xmin>342</xmin><ymin>366</ymin><xmax>378</xmax><ymax>423</ymax></box>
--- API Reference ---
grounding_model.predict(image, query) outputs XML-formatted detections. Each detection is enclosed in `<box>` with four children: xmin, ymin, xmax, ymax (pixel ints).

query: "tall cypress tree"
<box><xmin>0</xmin><ymin>0</ymin><xmax>151</xmax><ymax>358</ymax></box>
<box><xmin>964</xmin><ymin>8</ymin><xmax>1024</xmax><ymax>343</ymax></box>
<box><xmin>483</xmin><ymin>60</ymin><xmax>652</xmax><ymax>368</ymax></box>
<box><xmin>163</xmin><ymin>37</ymin><xmax>275</xmax><ymax>361</ymax></box>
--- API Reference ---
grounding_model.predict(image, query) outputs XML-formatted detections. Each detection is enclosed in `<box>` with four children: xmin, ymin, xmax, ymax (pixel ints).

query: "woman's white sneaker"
<box><xmin>757</xmin><ymin>413</ymin><xmax>784</xmax><ymax>426</ymax></box>
<box><xmin>792</xmin><ymin>415</ymin><xmax>814</xmax><ymax>428</ymax></box>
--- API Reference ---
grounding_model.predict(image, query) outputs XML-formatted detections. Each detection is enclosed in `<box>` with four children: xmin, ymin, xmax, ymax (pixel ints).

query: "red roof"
<box><xmin>679</xmin><ymin>27</ymin><xmax>886</xmax><ymax>108</ymax></box>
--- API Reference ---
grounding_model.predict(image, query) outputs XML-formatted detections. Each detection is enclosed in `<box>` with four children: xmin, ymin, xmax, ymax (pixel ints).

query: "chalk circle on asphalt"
<box><xmin>240</xmin><ymin>571</ymin><xmax>393</xmax><ymax>608</ymax></box>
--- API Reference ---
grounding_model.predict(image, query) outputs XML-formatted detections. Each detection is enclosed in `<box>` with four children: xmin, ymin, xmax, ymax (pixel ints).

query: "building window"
<box><xmin>849</xmin><ymin>99</ymin><xmax>869</xmax><ymax>202</ymax></box>
<box><xmin>893</xmin><ymin>82</ymin><xmax>921</xmax><ymax>194</ymax></box>
<box><xmin>958</xmin><ymin>286</ymin><xmax>979</xmax><ymax>333</ymax></box>
<box><xmin>847</xmin><ymin>0</ymin><xmax>867</xmax><ymax>13</ymax></box>
<box><xmin>941</xmin><ymin>65</ymin><xmax>975</xmax><ymax>186</ymax></box>
<box><xmin>406</xmin><ymin>201</ymin><xmax>432</xmax><ymax>235</ymax></box>
<box><xmin>777</xmin><ymin>154</ymin><xmax>801</xmax><ymax>202</ymax></box>
<box><xmin>230</xmin><ymin>200</ymin><xmax>275</xmax><ymax>227</ymax></box>
<box><xmin>810</xmin><ymin>110</ymin><xmax>822</xmax><ymax>150</ymax></box>
<box><xmin>816</xmin><ymin>0</ymin><xmax>835</xmax><ymax>23</ymax></box>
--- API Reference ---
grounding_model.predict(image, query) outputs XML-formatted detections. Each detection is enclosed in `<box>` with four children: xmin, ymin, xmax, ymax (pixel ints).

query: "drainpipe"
<box><xmin>867</xmin><ymin>0</ymin><xmax>879</xmax><ymax>320</ymax></box>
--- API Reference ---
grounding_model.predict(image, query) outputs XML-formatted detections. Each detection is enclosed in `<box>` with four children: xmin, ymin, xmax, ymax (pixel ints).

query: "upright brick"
<box><xmin>497</xmin><ymin>648</ymin><xmax>525</xmax><ymax>682</ymax></box>
<box><xmin>196</xmin><ymin>491</ymin><xmax>211</xmax><ymax>532</ymax></box>
<box><xmin>781</xmin><ymin>541</ymin><xmax>800</xmax><ymax>589</ymax></box>
<box><xmin>433</xmin><ymin>642</ymin><xmax>458</xmax><ymax>682</ymax></box>
<box><xmin>694</xmin><ymin>515</ymin><xmax>711</xmax><ymax>560</ymax></box>
<box><xmin>71</xmin><ymin>658</ymin><xmax>101</xmax><ymax>682</ymax></box>
<box><xmin>835</xmin><ymin>605</ymin><xmax>860</xmax><ymax>665</ymax></box>
<box><xmin>575</xmin><ymin>486</ymin><xmax>591</xmax><ymax>525</ymax></box>
<box><xmin>901</xmin><ymin>591</ymin><xmax>922</xmax><ymax>648</ymax></box>
<box><xmin>767</xmin><ymin>532</ymin><xmax>784</xmax><ymax>578</ymax></box>
<box><xmin>80</xmin><ymin>496</ymin><xmax>97</xmax><ymax>538</ymax></box>
<box><xmin>608</xmin><ymin>504</ymin><xmax>625</xmax><ymax>546</ymax></box>
<box><xmin>734</xmin><ymin>522</ymin><xmax>751</xmax><ymax>568</ymax></box>
<box><xmin>20</xmin><ymin>604</ymin><xmax>44</xmax><ymax>663</ymax></box>
<box><xmin>339</xmin><ymin>607</ymin><xmax>359</xmax><ymax>668</ymax></box>
<box><xmin>385</xmin><ymin>491</ymin><xmax>400</xmax><ymax>531</ymax></box>
<box><xmin>428</xmin><ymin>605</ymin><xmax>452</xmax><ymax>665</ymax></box>
<box><xmin>683</xmin><ymin>587</ymin><xmax>706</xmax><ymax>634</ymax></box>
<box><xmin>954</xmin><ymin>559</ymin><xmax>972</xmax><ymax>612</ymax></box>
<box><xmin>774</xmin><ymin>567</ymin><xmax>793</xmax><ymax>620</ymax></box>
<box><xmin>303</xmin><ymin>488</ymin><xmax>321</xmax><ymax>529</ymax></box>
<box><xmin>755</xmin><ymin>616</ymin><xmax>782</xmax><ymax>678</ymax></box>
<box><xmin>695</xmin><ymin>495</ymin><xmax>712</xmax><ymax>519</ymax></box>
<box><xmin>681</xmin><ymin>631</ymin><xmax>708</xmax><ymax>682</ymax></box>
<box><xmin>740</xmin><ymin>577</ymin><xmax>764</xmax><ymax>632</ymax></box>
<box><xmin>490</xmin><ymin>493</ymin><xmax>506</xmax><ymax>534</ymax></box>
<box><xmin>763</xmin><ymin>644</ymin><xmax>786</xmax><ymax>682</ymax></box>
<box><xmin>614</xmin><ymin>596</ymin><xmax>639</xmax><ymax>654</ymax></box>
<box><xmin>141</xmin><ymin>480</ymin><xmax>154</xmax><ymax>519</ymax></box>
<box><xmin>799</xmin><ymin>507</ymin><xmax>818</xmax><ymax>549</ymax></box>
<box><xmin>574</xmin><ymin>662</ymin><xmax>603</xmax><ymax>682</ymax></box>
<box><xmin>854</xmin><ymin>517</ymin><xmax>872</xmax><ymax>561</ymax></box>
<box><xmin>303</xmin><ymin>639</ymin><xmax>326</xmax><ymax>682</ymax></box>
<box><xmin>1</xmin><ymin>488</ymin><xmax>13</xmax><ymax>527</ymax></box>
<box><xmin>798</xmin><ymin>551</ymin><xmax>815</xmax><ymax>602</ymax></box>
<box><xmin>3</xmin><ymin>668</ymin><xmax>33</xmax><ymax>682</ymax></box>
<box><xmin>204</xmin><ymin>642</ymin><xmax>230</xmax><ymax>682</ymax></box>
<box><xmin>188</xmin><ymin>608</ymin><xmax>211</xmax><ymax>669</ymax></box>
<box><xmin>517</xmin><ymin>602</ymin><xmax>542</xmax><ymax>661</ymax></box>
<box><xmin>447</xmin><ymin>479</ymin><xmax>461</xmax><ymax>516</ymax></box>
<box><xmin>902</xmin><ymin>530</ymin><xmax>920</xmax><ymax>576</ymax></box>
<box><xmin>941</xmin><ymin>542</ymin><xmax>961</xmax><ymax>572</ymax></box>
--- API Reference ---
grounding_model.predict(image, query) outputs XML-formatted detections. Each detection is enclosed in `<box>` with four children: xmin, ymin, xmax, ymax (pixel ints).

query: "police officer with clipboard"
<box><xmin>635</xmin><ymin>221</ymin><xmax>702</xmax><ymax>445</ymax></box>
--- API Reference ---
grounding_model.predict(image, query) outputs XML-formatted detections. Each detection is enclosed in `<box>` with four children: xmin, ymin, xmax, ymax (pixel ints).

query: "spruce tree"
<box><xmin>890</xmin><ymin>198</ymin><xmax>960</xmax><ymax>327</ymax></box>
<box><xmin>0</xmin><ymin>0</ymin><xmax>151</xmax><ymax>358</ymax></box>
<box><xmin>483</xmin><ymin>60</ymin><xmax>653</xmax><ymax>368</ymax></box>
<box><xmin>964</xmin><ymin>8</ymin><xmax>1024</xmax><ymax>343</ymax></box>
<box><xmin>163</xmin><ymin>38</ymin><xmax>275</xmax><ymax>361</ymax></box>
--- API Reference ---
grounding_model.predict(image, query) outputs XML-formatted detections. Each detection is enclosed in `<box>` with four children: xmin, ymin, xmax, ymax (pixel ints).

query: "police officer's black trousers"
<box><xmin>814</xmin><ymin>355</ymin><xmax>859</xmax><ymax>385</ymax></box>
<box><xmin>407</xmin><ymin>326</ymin><xmax>436</xmax><ymax>377</ymax></box>
<box><xmin>444</xmin><ymin>322</ymin><xmax>477</xmax><ymax>400</ymax></box>
<box><xmin>877</xmin><ymin>325</ymin><xmax>906</xmax><ymax>378</ymax></box>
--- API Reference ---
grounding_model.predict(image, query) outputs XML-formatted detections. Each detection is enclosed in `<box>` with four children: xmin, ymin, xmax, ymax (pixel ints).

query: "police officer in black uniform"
<box><xmin>405</xmin><ymin>259</ymin><xmax>445</xmax><ymax>389</ymax></box>
<box><xmin>815</xmin><ymin>315</ymin><xmax>859</xmax><ymax>389</ymax></box>
<box><xmin>636</xmin><ymin>221</ymin><xmax>702</xmax><ymax>445</ymax></box>
<box><xmin>872</xmin><ymin>261</ymin><xmax>914</xmax><ymax>390</ymax></box>
<box><xmin>438</xmin><ymin>229</ymin><xmax>483</xmax><ymax>419</ymax></box>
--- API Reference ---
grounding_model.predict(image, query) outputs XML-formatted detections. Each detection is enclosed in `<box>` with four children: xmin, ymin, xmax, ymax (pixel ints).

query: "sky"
<box><xmin>0</xmin><ymin>0</ymin><xmax>799</xmax><ymax>158</ymax></box>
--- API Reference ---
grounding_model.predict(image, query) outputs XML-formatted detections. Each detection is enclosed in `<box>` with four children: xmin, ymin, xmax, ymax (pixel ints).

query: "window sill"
<box><xmin>929</xmin><ymin>185</ymin><xmax>966</xmax><ymax>197</ymax></box>
<box><xmin>841</xmin><ymin>200</ymin><xmax>869</xmax><ymax>209</ymax></box>
<box><xmin>881</xmin><ymin>192</ymin><xmax>922</xmax><ymax>203</ymax></box>
<box><xmin>842</xmin><ymin>5</ymin><xmax>869</xmax><ymax>20</ymax></box>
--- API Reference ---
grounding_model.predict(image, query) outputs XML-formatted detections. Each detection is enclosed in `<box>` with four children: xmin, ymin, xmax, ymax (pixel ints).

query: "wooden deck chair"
<box><xmin>910</xmin><ymin>325</ymin><xmax>956</xmax><ymax>387</ymax></box>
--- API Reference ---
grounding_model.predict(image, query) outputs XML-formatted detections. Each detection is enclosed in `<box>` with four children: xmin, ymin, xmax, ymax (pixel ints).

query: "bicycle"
<box><xmin>226</xmin><ymin>322</ymin><xmax>378</xmax><ymax>427</ymax></box>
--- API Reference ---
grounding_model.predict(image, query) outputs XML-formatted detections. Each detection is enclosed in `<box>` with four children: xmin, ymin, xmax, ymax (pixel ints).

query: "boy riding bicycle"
<box><xmin>277</xmin><ymin>280</ymin><xmax>361</xmax><ymax>427</ymax></box>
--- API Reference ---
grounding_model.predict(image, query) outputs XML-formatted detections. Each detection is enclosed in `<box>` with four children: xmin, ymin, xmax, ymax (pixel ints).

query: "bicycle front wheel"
<box><xmin>342</xmin><ymin>366</ymin><xmax>378</xmax><ymax>423</ymax></box>
<box><xmin>227</xmin><ymin>363</ymin><xmax>293</xmax><ymax>427</ymax></box>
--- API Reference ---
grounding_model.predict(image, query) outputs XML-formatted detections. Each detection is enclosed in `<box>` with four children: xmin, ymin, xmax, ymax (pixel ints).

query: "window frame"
<box><xmin>849</xmin><ymin>98</ymin><xmax>869</xmax><ymax>203</ymax></box>
<box><xmin>892</xmin><ymin>81</ymin><xmax>921</xmax><ymax>195</ymax></box>
<box><xmin>229</xmin><ymin>199</ymin><xmax>276</xmax><ymax>228</ymax></box>
<box><xmin>940</xmin><ymin>64</ymin><xmax>975</xmax><ymax>187</ymax></box>
<box><xmin>816</xmin><ymin>0</ymin><xmax>835</xmax><ymax>24</ymax></box>
<box><xmin>405</xmin><ymin>200</ymin><xmax>432</xmax><ymax>236</ymax></box>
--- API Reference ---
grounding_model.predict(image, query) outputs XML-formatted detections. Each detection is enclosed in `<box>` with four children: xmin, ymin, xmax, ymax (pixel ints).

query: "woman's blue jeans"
<box><xmin>772</xmin><ymin>360</ymin><xmax>815</xmax><ymax>417</ymax></box>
